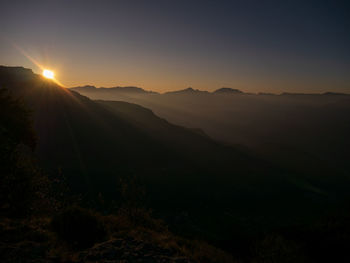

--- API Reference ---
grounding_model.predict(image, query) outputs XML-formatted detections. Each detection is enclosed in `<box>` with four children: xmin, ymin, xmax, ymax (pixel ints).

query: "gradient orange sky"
<box><xmin>1</xmin><ymin>1</ymin><xmax>349</xmax><ymax>93</ymax></box>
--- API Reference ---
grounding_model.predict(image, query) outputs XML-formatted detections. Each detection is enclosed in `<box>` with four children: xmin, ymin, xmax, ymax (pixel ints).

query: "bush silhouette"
<box><xmin>51</xmin><ymin>207</ymin><xmax>106</xmax><ymax>248</ymax></box>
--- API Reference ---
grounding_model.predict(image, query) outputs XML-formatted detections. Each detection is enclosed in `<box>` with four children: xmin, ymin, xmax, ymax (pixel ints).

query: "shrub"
<box><xmin>51</xmin><ymin>207</ymin><xmax>106</xmax><ymax>248</ymax></box>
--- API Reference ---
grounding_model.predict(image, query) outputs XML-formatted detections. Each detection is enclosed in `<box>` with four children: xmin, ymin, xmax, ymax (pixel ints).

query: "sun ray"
<box><xmin>13</xmin><ymin>43</ymin><xmax>65</xmax><ymax>87</ymax></box>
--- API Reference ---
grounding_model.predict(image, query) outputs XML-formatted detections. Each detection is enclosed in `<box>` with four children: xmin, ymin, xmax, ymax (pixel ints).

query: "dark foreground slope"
<box><xmin>1</xmin><ymin>87</ymin><xmax>236</xmax><ymax>263</ymax></box>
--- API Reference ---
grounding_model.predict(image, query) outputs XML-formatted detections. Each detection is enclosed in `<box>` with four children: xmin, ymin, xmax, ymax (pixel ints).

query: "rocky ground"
<box><xmin>0</xmin><ymin>218</ymin><xmax>194</xmax><ymax>263</ymax></box>
<box><xmin>78</xmin><ymin>237</ymin><xmax>192</xmax><ymax>263</ymax></box>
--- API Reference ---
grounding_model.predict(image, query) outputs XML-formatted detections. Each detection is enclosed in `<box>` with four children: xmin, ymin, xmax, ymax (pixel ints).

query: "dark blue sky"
<box><xmin>1</xmin><ymin>0</ymin><xmax>349</xmax><ymax>92</ymax></box>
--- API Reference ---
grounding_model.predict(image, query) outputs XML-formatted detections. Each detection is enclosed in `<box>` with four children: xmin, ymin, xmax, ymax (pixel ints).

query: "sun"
<box><xmin>42</xmin><ymin>69</ymin><xmax>55</xmax><ymax>79</ymax></box>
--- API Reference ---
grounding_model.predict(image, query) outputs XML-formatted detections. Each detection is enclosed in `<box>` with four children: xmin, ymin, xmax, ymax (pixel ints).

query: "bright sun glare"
<box><xmin>42</xmin><ymin>69</ymin><xmax>55</xmax><ymax>79</ymax></box>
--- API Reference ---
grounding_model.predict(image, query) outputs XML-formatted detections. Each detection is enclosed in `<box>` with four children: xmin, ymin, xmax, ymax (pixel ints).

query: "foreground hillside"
<box><xmin>0</xmin><ymin>90</ymin><xmax>232</xmax><ymax>262</ymax></box>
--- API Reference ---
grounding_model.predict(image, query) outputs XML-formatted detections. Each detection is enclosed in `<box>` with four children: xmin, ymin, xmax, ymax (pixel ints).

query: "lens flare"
<box><xmin>42</xmin><ymin>69</ymin><xmax>55</xmax><ymax>79</ymax></box>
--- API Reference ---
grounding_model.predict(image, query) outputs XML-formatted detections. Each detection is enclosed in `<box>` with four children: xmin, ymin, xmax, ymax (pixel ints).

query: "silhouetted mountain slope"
<box><xmin>0</xmin><ymin>66</ymin><xmax>276</xmax><ymax>204</ymax></box>
<box><xmin>0</xmin><ymin>67</ymin><xmax>172</xmax><ymax>195</ymax></box>
<box><xmin>1</xmin><ymin>67</ymin><xmax>222</xmax><ymax>174</ymax></box>
<box><xmin>96</xmin><ymin>100</ymin><xmax>211</xmax><ymax>146</ymax></box>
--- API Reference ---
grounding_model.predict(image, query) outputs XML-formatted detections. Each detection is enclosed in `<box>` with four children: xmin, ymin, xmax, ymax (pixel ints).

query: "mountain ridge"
<box><xmin>72</xmin><ymin>85</ymin><xmax>159</xmax><ymax>95</ymax></box>
<box><xmin>70</xmin><ymin>84</ymin><xmax>350</xmax><ymax>96</ymax></box>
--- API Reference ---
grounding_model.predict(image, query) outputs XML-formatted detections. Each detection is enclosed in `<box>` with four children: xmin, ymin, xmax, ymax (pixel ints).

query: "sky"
<box><xmin>1</xmin><ymin>0</ymin><xmax>349</xmax><ymax>93</ymax></box>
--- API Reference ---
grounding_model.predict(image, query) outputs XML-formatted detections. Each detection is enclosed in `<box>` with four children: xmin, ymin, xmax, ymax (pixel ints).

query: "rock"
<box><xmin>78</xmin><ymin>237</ymin><xmax>192</xmax><ymax>263</ymax></box>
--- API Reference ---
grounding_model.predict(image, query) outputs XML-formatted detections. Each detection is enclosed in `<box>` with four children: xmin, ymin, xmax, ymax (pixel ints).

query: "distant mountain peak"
<box><xmin>82</xmin><ymin>85</ymin><xmax>97</xmax><ymax>89</ymax></box>
<box><xmin>213</xmin><ymin>87</ymin><xmax>243</xmax><ymax>94</ymax></box>
<box><xmin>165</xmin><ymin>87</ymin><xmax>209</xmax><ymax>95</ymax></box>
<box><xmin>0</xmin><ymin>65</ymin><xmax>35</xmax><ymax>81</ymax></box>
